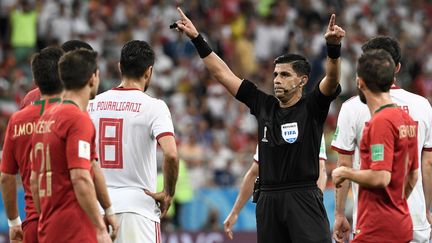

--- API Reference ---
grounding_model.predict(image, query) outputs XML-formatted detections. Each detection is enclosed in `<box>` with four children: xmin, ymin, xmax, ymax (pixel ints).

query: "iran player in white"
<box><xmin>331</xmin><ymin>36</ymin><xmax>432</xmax><ymax>243</ymax></box>
<box><xmin>88</xmin><ymin>40</ymin><xmax>178</xmax><ymax>243</ymax></box>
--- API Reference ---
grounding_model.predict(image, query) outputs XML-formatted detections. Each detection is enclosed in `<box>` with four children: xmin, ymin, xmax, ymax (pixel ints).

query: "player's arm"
<box><xmin>224</xmin><ymin>162</ymin><xmax>258</xmax><ymax>240</ymax></box>
<box><xmin>70</xmin><ymin>169</ymin><xmax>109</xmax><ymax>236</ymax></box>
<box><xmin>92</xmin><ymin>160</ymin><xmax>112</xmax><ymax>209</ymax></box>
<box><xmin>91</xmin><ymin>160</ymin><xmax>118</xmax><ymax>241</ymax></box>
<box><xmin>1</xmin><ymin>173</ymin><xmax>19</xmax><ymax>219</ymax></box>
<box><xmin>317</xmin><ymin>135</ymin><xmax>328</xmax><ymax>192</ymax></box>
<box><xmin>174</xmin><ymin>7</ymin><xmax>242</xmax><ymax>96</ymax></box>
<box><xmin>333</xmin><ymin>166</ymin><xmax>391</xmax><ymax>188</ymax></box>
<box><xmin>145</xmin><ymin>135</ymin><xmax>179</xmax><ymax>218</ymax></box>
<box><xmin>0</xmin><ymin>172</ymin><xmax>24</xmax><ymax>241</ymax></box>
<box><xmin>332</xmin><ymin>154</ymin><xmax>352</xmax><ymax>243</ymax></box>
<box><xmin>422</xmin><ymin>151</ymin><xmax>432</xmax><ymax>223</ymax></box>
<box><xmin>405</xmin><ymin>169</ymin><xmax>418</xmax><ymax>199</ymax></box>
<box><xmin>319</xmin><ymin>14</ymin><xmax>345</xmax><ymax>96</ymax></box>
<box><xmin>317</xmin><ymin>159</ymin><xmax>327</xmax><ymax>192</ymax></box>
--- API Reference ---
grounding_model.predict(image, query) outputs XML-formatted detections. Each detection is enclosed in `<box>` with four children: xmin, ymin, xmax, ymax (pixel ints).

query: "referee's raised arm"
<box><xmin>174</xmin><ymin>7</ymin><xmax>242</xmax><ymax>97</ymax></box>
<box><xmin>319</xmin><ymin>14</ymin><xmax>345</xmax><ymax>96</ymax></box>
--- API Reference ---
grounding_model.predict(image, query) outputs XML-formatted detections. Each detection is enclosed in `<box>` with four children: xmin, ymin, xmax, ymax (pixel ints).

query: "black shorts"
<box><xmin>256</xmin><ymin>184</ymin><xmax>331</xmax><ymax>243</ymax></box>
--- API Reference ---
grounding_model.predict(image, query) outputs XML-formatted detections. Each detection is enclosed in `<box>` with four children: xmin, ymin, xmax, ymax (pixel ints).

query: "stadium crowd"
<box><xmin>0</xmin><ymin>0</ymin><xmax>432</xmax><ymax>209</ymax></box>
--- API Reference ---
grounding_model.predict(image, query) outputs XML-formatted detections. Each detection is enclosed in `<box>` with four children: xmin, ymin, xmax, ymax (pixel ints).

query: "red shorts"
<box><xmin>22</xmin><ymin>218</ymin><xmax>38</xmax><ymax>243</ymax></box>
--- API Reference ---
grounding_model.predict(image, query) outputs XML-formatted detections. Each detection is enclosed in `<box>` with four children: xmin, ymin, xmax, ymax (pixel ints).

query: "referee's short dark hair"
<box><xmin>58</xmin><ymin>49</ymin><xmax>98</xmax><ymax>90</ymax></box>
<box><xmin>31</xmin><ymin>46</ymin><xmax>64</xmax><ymax>95</ymax></box>
<box><xmin>61</xmin><ymin>40</ymin><xmax>93</xmax><ymax>52</ymax></box>
<box><xmin>274</xmin><ymin>54</ymin><xmax>311</xmax><ymax>77</ymax></box>
<box><xmin>120</xmin><ymin>40</ymin><xmax>155</xmax><ymax>79</ymax></box>
<box><xmin>361</xmin><ymin>36</ymin><xmax>401</xmax><ymax>65</ymax></box>
<box><xmin>357</xmin><ymin>49</ymin><xmax>395</xmax><ymax>93</ymax></box>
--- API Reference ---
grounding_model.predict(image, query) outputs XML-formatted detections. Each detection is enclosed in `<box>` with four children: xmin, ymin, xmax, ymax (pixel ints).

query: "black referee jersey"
<box><xmin>236</xmin><ymin>79</ymin><xmax>340</xmax><ymax>243</ymax></box>
<box><xmin>236</xmin><ymin>79</ymin><xmax>341</xmax><ymax>186</ymax></box>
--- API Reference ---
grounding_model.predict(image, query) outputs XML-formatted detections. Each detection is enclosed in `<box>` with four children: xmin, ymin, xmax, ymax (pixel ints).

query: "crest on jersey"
<box><xmin>281</xmin><ymin>122</ymin><xmax>298</xmax><ymax>143</ymax></box>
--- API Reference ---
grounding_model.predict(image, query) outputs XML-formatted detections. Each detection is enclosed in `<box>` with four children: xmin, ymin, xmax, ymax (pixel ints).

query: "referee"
<box><xmin>174</xmin><ymin>8</ymin><xmax>345</xmax><ymax>243</ymax></box>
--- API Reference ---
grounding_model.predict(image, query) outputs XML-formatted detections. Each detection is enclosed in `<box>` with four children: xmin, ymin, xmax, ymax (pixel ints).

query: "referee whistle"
<box><xmin>169</xmin><ymin>23</ymin><xmax>178</xmax><ymax>29</ymax></box>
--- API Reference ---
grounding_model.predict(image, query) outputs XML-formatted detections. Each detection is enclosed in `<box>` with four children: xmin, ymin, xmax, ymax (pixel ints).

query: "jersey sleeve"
<box><xmin>367</xmin><ymin>118</ymin><xmax>395</xmax><ymax>172</ymax></box>
<box><xmin>66</xmin><ymin>114</ymin><xmax>94</xmax><ymax>170</ymax></box>
<box><xmin>235</xmin><ymin>79</ymin><xmax>273</xmax><ymax>117</ymax></box>
<box><xmin>307</xmin><ymin>82</ymin><xmax>341</xmax><ymax>123</ymax></box>
<box><xmin>421</xmin><ymin>100</ymin><xmax>432</xmax><ymax>151</ymax></box>
<box><xmin>331</xmin><ymin>102</ymin><xmax>356</xmax><ymax>155</ymax></box>
<box><xmin>152</xmin><ymin>100</ymin><xmax>175</xmax><ymax>140</ymax></box>
<box><xmin>0</xmin><ymin>117</ymin><xmax>19</xmax><ymax>174</ymax></box>
<box><xmin>319</xmin><ymin>135</ymin><xmax>327</xmax><ymax>160</ymax></box>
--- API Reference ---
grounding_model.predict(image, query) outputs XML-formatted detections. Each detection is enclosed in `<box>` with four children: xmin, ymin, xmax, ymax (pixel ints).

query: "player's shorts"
<box><xmin>22</xmin><ymin>218</ymin><xmax>38</xmax><ymax>243</ymax></box>
<box><xmin>115</xmin><ymin>212</ymin><xmax>161</xmax><ymax>243</ymax></box>
<box><xmin>256</xmin><ymin>183</ymin><xmax>331</xmax><ymax>243</ymax></box>
<box><xmin>411</xmin><ymin>227</ymin><xmax>431</xmax><ymax>243</ymax></box>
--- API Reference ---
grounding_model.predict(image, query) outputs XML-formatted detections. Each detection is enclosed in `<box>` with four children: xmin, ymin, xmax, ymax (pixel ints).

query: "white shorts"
<box><xmin>115</xmin><ymin>213</ymin><xmax>161</xmax><ymax>243</ymax></box>
<box><xmin>411</xmin><ymin>227</ymin><xmax>431</xmax><ymax>243</ymax></box>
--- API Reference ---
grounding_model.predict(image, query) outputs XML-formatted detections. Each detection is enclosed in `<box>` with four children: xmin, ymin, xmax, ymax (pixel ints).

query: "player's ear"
<box><xmin>144</xmin><ymin>66</ymin><xmax>153</xmax><ymax>80</ymax></box>
<box><xmin>89</xmin><ymin>70</ymin><xmax>99</xmax><ymax>88</ymax></box>
<box><xmin>357</xmin><ymin>76</ymin><xmax>365</xmax><ymax>90</ymax></box>
<box><xmin>395</xmin><ymin>62</ymin><xmax>401</xmax><ymax>74</ymax></box>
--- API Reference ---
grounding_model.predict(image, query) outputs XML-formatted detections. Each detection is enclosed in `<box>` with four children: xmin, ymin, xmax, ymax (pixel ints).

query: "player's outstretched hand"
<box><xmin>223</xmin><ymin>212</ymin><xmax>238</xmax><ymax>240</ymax></box>
<box><xmin>333</xmin><ymin>215</ymin><xmax>351</xmax><ymax>243</ymax></box>
<box><xmin>145</xmin><ymin>190</ymin><xmax>173</xmax><ymax>218</ymax></box>
<box><xmin>96</xmin><ymin>227</ymin><xmax>112</xmax><ymax>243</ymax></box>
<box><xmin>174</xmin><ymin>7</ymin><xmax>199</xmax><ymax>39</ymax></box>
<box><xmin>9</xmin><ymin>225</ymin><xmax>23</xmax><ymax>243</ymax></box>
<box><xmin>104</xmin><ymin>214</ymin><xmax>119</xmax><ymax>241</ymax></box>
<box><xmin>332</xmin><ymin>166</ymin><xmax>347</xmax><ymax>188</ymax></box>
<box><xmin>324</xmin><ymin>14</ymin><xmax>345</xmax><ymax>45</ymax></box>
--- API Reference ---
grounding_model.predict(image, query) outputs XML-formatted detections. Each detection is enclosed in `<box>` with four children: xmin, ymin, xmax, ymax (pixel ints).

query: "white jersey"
<box><xmin>88</xmin><ymin>88</ymin><xmax>175</xmax><ymax>222</ymax></box>
<box><xmin>253</xmin><ymin>135</ymin><xmax>327</xmax><ymax>161</ymax></box>
<box><xmin>331</xmin><ymin>86</ymin><xmax>432</xmax><ymax>231</ymax></box>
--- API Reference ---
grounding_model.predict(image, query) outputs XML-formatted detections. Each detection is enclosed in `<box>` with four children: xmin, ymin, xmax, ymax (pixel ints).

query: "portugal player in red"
<box><xmin>1</xmin><ymin>46</ymin><xmax>64</xmax><ymax>243</ymax></box>
<box><xmin>30</xmin><ymin>49</ymin><xmax>111</xmax><ymax>242</ymax></box>
<box><xmin>332</xmin><ymin>50</ymin><xmax>418</xmax><ymax>242</ymax></box>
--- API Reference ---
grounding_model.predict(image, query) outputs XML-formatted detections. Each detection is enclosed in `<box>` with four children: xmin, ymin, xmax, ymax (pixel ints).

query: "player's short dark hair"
<box><xmin>58</xmin><ymin>49</ymin><xmax>98</xmax><ymax>90</ymax></box>
<box><xmin>357</xmin><ymin>49</ymin><xmax>395</xmax><ymax>93</ymax></box>
<box><xmin>31</xmin><ymin>46</ymin><xmax>64</xmax><ymax>95</ymax></box>
<box><xmin>120</xmin><ymin>40</ymin><xmax>155</xmax><ymax>79</ymax></box>
<box><xmin>361</xmin><ymin>36</ymin><xmax>401</xmax><ymax>65</ymax></box>
<box><xmin>274</xmin><ymin>54</ymin><xmax>311</xmax><ymax>77</ymax></box>
<box><xmin>61</xmin><ymin>40</ymin><xmax>93</xmax><ymax>52</ymax></box>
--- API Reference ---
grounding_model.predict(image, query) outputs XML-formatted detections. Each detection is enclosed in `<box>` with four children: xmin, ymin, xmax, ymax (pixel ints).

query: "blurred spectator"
<box><xmin>10</xmin><ymin>0</ymin><xmax>38</xmax><ymax>64</ymax></box>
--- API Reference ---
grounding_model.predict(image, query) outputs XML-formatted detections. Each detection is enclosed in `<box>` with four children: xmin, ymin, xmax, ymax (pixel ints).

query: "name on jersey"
<box><xmin>398</xmin><ymin>124</ymin><xmax>416</xmax><ymax>138</ymax></box>
<box><xmin>89</xmin><ymin>101</ymin><xmax>142</xmax><ymax>113</ymax></box>
<box><xmin>13</xmin><ymin>120</ymin><xmax>55</xmax><ymax>138</ymax></box>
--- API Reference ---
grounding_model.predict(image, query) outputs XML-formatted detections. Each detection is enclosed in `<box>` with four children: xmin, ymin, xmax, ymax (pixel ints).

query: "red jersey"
<box><xmin>1</xmin><ymin>98</ymin><xmax>61</xmax><ymax>226</ymax></box>
<box><xmin>31</xmin><ymin>101</ymin><xmax>97</xmax><ymax>243</ymax></box>
<box><xmin>354</xmin><ymin>105</ymin><xmax>418</xmax><ymax>243</ymax></box>
<box><xmin>20</xmin><ymin>88</ymin><xmax>41</xmax><ymax>110</ymax></box>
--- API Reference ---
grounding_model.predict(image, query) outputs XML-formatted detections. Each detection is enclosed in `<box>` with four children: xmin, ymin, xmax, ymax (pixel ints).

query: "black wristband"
<box><xmin>191</xmin><ymin>34</ymin><xmax>212</xmax><ymax>58</ymax></box>
<box><xmin>326</xmin><ymin>43</ymin><xmax>341</xmax><ymax>59</ymax></box>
